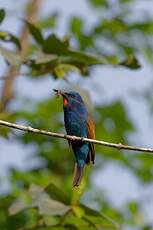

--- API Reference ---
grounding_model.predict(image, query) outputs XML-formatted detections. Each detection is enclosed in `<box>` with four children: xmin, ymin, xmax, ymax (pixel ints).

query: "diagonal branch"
<box><xmin>0</xmin><ymin>0</ymin><xmax>42</xmax><ymax>111</ymax></box>
<box><xmin>0</xmin><ymin>119</ymin><xmax>153</xmax><ymax>154</ymax></box>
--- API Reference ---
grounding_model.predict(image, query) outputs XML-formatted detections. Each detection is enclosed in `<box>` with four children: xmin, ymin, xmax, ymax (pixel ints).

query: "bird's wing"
<box><xmin>86</xmin><ymin>113</ymin><xmax>95</xmax><ymax>164</ymax></box>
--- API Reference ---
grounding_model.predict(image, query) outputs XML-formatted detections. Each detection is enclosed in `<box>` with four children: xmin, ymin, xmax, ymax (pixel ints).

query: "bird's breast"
<box><xmin>64</xmin><ymin>109</ymin><xmax>87</xmax><ymax>137</ymax></box>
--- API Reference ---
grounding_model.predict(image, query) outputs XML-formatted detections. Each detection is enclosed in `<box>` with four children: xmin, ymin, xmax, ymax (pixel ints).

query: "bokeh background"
<box><xmin>1</xmin><ymin>0</ymin><xmax>153</xmax><ymax>229</ymax></box>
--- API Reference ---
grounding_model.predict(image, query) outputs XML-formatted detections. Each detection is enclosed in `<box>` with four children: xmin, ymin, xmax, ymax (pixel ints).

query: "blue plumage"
<box><xmin>60</xmin><ymin>91</ymin><xmax>95</xmax><ymax>186</ymax></box>
<box><xmin>64</xmin><ymin>92</ymin><xmax>89</xmax><ymax>168</ymax></box>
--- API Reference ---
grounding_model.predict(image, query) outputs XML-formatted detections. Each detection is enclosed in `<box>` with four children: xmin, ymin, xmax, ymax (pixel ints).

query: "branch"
<box><xmin>0</xmin><ymin>119</ymin><xmax>153</xmax><ymax>154</ymax></box>
<box><xmin>0</xmin><ymin>0</ymin><xmax>42</xmax><ymax>111</ymax></box>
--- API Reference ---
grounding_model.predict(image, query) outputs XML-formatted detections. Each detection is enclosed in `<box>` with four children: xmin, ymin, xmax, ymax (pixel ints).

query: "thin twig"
<box><xmin>0</xmin><ymin>119</ymin><xmax>153</xmax><ymax>154</ymax></box>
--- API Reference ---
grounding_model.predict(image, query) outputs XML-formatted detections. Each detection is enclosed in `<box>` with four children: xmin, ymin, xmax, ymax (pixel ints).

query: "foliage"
<box><xmin>0</xmin><ymin>0</ymin><xmax>153</xmax><ymax>230</ymax></box>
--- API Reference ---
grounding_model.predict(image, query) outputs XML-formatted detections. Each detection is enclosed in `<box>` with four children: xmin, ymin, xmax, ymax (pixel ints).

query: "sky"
<box><xmin>0</xmin><ymin>0</ymin><xmax>153</xmax><ymax>226</ymax></box>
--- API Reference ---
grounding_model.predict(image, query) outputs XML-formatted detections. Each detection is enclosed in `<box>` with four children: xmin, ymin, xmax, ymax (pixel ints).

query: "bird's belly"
<box><xmin>67</xmin><ymin>122</ymin><xmax>84</xmax><ymax>136</ymax></box>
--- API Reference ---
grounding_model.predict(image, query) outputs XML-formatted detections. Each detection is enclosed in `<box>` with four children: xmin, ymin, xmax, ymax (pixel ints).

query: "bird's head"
<box><xmin>54</xmin><ymin>89</ymin><xmax>84</xmax><ymax>108</ymax></box>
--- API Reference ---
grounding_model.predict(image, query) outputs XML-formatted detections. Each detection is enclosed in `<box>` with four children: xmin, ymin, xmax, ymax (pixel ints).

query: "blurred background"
<box><xmin>1</xmin><ymin>0</ymin><xmax>153</xmax><ymax>229</ymax></box>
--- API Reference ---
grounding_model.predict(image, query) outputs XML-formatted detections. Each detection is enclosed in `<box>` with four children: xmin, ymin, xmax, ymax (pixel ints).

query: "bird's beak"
<box><xmin>53</xmin><ymin>89</ymin><xmax>67</xmax><ymax>98</ymax></box>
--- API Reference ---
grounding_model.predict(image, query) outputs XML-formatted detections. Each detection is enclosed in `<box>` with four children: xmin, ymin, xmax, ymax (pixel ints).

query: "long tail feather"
<box><xmin>73</xmin><ymin>164</ymin><xmax>84</xmax><ymax>187</ymax></box>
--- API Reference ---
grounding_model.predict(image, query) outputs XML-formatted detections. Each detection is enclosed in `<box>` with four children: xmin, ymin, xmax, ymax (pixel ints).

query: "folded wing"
<box><xmin>86</xmin><ymin>114</ymin><xmax>95</xmax><ymax>164</ymax></box>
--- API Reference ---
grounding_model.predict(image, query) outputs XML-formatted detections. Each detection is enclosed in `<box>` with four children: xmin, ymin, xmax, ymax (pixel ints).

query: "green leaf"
<box><xmin>45</xmin><ymin>184</ymin><xmax>70</xmax><ymax>205</ymax></box>
<box><xmin>81</xmin><ymin>205</ymin><xmax>119</xmax><ymax>229</ymax></box>
<box><xmin>29</xmin><ymin>184</ymin><xmax>44</xmax><ymax>200</ymax></box>
<box><xmin>130</xmin><ymin>22</ymin><xmax>153</xmax><ymax>34</ymax></box>
<box><xmin>9</xmin><ymin>184</ymin><xmax>70</xmax><ymax>217</ymax></box>
<box><xmin>70</xmin><ymin>17</ymin><xmax>84</xmax><ymax>35</ymax></box>
<box><xmin>38</xmin><ymin>13</ymin><xmax>58</xmax><ymax>29</ymax></box>
<box><xmin>34</xmin><ymin>51</ymin><xmax>58</xmax><ymax>64</ymax></box>
<box><xmin>43</xmin><ymin>215</ymin><xmax>60</xmax><ymax>226</ymax></box>
<box><xmin>119</xmin><ymin>56</ymin><xmax>141</xmax><ymax>69</ymax></box>
<box><xmin>67</xmin><ymin>49</ymin><xmax>107</xmax><ymax>65</ymax></box>
<box><xmin>26</xmin><ymin>21</ymin><xmax>44</xmax><ymax>45</ymax></box>
<box><xmin>0</xmin><ymin>9</ymin><xmax>5</xmax><ymax>24</ymax></box>
<box><xmin>43</xmin><ymin>34</ymin><xmax>69</xmax><ymax>54</ymax></box>
<box><xmin>64</xmin><ymin>216</ymin><xmax>88</xmax><ymax>227</ymax></box>
<box><xmin>39</xmin><ymin>195</ymin><xmax>70</xmax><ymax>216</ymax></box>
<box><xmin>0</xmin><ymin>31</ymin><xmax>21</xmax><ymax>50</ymax></box>
<box><xmin>71</xmin><ymin>206</ymin><xmax>84</xmax><ymax>218</ymax></box>
<box><xmin>28</xmin><ymin>185</ymin><xmax>70</xmax><ymax>216</ymax></box>
<box><xmin>26</xmin><ymin>55</ymin><xmax>60</xmax><ymax>77</ymax></box>
<box><xmin>24</xmin><ymin>209</ymin><xmax>39</xmax><ymax>229</ymax></box>
<box><xmin>8</xmin><ymin>199</ymin><xmax>28</xmax><ymax>216</ymax></box>
<box><xmin>128</xmin><ymin>201</ymin><xmax>138</xmax><ymax>214</ymax></box>
<box><xmin>81</xmin><ymin>205</ymin><xmax>101</xmax><ymax>217</ymax></box>
<box><xmin>84</xmin><ymin>216</ymin><xmax>118</xmax><ymax>229</ymax></box>
<box><xmin>54</xmin><ymin>64</ymin><xmax>80</xmax><ymax>78</ymax></box>
<box><xmin>89</xmin><ymin>0</ymin><xmax>108</xmax><ymax>8</ymax></box>
<box><xmin>0</xmin><ymin>46</ymin><xmax>21</xmax><ymax>66</ymax></box>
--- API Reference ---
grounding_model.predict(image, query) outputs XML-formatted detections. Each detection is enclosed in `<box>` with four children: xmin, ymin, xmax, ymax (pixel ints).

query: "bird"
<box><xmin>54</xmin><ymin>89</ymin><xmax>95</xmax><ymax>187</ymax></box>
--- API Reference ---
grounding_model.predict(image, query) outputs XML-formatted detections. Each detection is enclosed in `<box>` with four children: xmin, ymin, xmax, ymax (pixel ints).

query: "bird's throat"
<box><xmin>63</xmin><ymin>98</ymin><xmax>68</xmax><ymax>106</ymax></box>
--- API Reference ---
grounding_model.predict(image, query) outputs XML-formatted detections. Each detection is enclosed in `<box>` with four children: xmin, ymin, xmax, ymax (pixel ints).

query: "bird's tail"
<box><xmin>73</xmin><ymin>164</ymin><xmax>84</xmax><ymax>187</ymax></box>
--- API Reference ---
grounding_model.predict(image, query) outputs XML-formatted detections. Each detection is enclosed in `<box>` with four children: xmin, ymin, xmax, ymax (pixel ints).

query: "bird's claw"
<box><xmin>69</xmin><ymin>136</ymin><xmax>76</xmax><ymax>141</ymax></box>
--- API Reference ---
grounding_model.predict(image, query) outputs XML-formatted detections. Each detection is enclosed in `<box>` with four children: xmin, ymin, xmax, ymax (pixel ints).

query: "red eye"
<box><xmin>64</xmin><ymin>98</ymin><xmax>68</xmax><ymax>106</ymax></box>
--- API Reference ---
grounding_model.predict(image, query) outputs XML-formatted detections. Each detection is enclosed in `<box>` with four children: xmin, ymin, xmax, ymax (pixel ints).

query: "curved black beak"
<box><xmin>53</xmin><ymin>89</ymin><xmax>67</xmax><ymax>98</ymax></box>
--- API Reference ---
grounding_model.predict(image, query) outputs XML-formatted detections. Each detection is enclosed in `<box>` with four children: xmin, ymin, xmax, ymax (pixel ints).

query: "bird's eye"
<box><xmin>70</xmin><ymin>95</ymin><xmax>76</xmax><ymax>99</ymax></box>
<box><xmin>66</xmin><ymin>93</ymin><xmax>77</xmax><ymax>100</ymax></box>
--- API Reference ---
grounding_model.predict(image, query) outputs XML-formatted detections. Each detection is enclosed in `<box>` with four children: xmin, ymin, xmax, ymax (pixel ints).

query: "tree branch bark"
<box><xmin>0</xmin><ymin>0</ymin><xmax>42</xmax><ymax>111</ymax></box>
<box><xmin>0</xmin><ymin>119</ymin><xmax>153</xmax><ymax>154</ymax></box>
